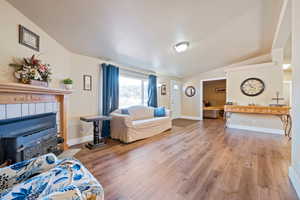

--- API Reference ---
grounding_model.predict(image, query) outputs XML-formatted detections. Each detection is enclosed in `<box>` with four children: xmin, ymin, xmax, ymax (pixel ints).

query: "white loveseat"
<box><xmin>110</xmin><ymin>106</ymin><xmax>172</xmax><ymax>143</ymax></box>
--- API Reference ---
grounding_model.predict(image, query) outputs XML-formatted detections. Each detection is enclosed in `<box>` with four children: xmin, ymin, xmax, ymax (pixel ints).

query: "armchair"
<box><xmin>0</xmin><ymin>154</ymin><xmax>104</xmax><ymax>200</ymax></box>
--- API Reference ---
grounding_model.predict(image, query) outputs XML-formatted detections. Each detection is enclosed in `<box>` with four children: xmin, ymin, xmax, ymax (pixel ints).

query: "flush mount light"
<box><xmin>282</xmin><ymin>64</ymin><xmax>291</xmax><ymax>70</ymax></box>
<box><xmin>174</xmin><ymin>41</ymin><xmax>189</xmax><ymax>53</ymax></box>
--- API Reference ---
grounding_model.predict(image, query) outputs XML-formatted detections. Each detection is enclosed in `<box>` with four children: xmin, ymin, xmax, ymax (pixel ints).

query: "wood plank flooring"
<box><xmin>75</xmin><ymin>119</ymin><xmax>298</xmax><ymax>200</ymax></box>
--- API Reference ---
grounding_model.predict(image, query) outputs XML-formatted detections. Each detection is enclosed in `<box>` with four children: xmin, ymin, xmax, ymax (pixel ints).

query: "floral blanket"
<box><xmin>0</xmin><ymin>154</ymin><xmax>104</xmax><ymax>200</ymax></box>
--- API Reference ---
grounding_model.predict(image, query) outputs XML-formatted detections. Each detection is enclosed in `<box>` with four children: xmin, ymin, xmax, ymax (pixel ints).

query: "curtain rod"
<box><xmin>102</xmin><ymin>62</ymin><xmax>156</xmax><ymax>76</ymax></box>
<box><xmin>120</xmin><ymin>68</ymin><xmax>152</xmax><ymax>77</ymax></box>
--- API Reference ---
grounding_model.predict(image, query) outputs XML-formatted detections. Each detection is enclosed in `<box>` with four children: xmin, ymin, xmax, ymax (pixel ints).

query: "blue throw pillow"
<box><xmin>154</xmin><ymin>107</ymin><xmax>166</xmax><ymax>117</ymax></box>
<box><xmin>121</xmin><ymin>109</ymin><xmax>129</xmax><ymax>115</ymax></box>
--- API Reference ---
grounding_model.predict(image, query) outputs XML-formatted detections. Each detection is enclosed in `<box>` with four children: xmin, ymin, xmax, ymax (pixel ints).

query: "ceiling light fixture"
<box><xmin>283</xmin><ymin>64</ymin><xmax>291</xmax><ymax>70</ymax></box>
<box><xmin>174</xmin><ymin>41</ymin><xmax>189</xmax><ymax>53</ymax></box>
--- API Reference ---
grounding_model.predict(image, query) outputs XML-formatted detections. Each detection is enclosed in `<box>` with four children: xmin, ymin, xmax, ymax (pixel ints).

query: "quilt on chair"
<box><xmin>0</xmin><ymin>154</ymin><xmax>104</xmax><ymax>200</ymax></box>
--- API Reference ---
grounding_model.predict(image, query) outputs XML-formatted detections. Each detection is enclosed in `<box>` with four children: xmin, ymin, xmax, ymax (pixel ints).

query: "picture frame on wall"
<box><xmin>83</xmin><ymin>75</ymin><xmax>92</xmax><ymax>91</ymax></box>
<box><xmin>215</xmin><ymin>88</ymin><xmax>226</xmax><ymax>93</ymax></box>
<box><xmin>19</xmin><ymin>25</ymin><xmax>40</xmax><ymax>51</ymax></box>
<box><xmin>161</xmin><ymin>84</ymin><xmax>167</xmax><ymax>95</ymax></box>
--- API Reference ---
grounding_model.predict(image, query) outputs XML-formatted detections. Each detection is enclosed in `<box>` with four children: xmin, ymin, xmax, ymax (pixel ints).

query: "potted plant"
<box><xmin>63</xmin><ymin>78</ymin><xmax>73</xmax><ymax>90</ymax></box>
<box><xmin>10</xmin><ymin>55</ymin><xmax>51</xmax><ymax>87</ymax></box>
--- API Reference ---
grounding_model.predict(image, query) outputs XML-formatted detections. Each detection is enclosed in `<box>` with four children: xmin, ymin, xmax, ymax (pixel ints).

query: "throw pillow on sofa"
<box><xmin>154</xmin><ymin>107</ymin><xmax>166</xmax><ymax>117</ymax></box>
<box><xmin>128</xmin><ymin>106</ymin><xmax>154</xmax><ymax>120</ymax></box>
<box><xmin>121</xmin><ymin>109</ymin><xmax>129</xmax><ymax>115</ymax></box>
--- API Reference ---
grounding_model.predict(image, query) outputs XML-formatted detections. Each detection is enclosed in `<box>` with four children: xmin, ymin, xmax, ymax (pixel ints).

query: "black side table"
<box><xmin>80</xmin><ymin>115</ymin><xmax>112</xmax><ymax>149</ymax></box>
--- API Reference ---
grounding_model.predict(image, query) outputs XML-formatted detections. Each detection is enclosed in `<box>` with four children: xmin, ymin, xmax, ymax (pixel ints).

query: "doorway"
<box><xmin>170</xmin><ymin>80</ymin><xmax>182</xmax><ymax>119</ymax></box>
<box><xmin>200</xmin><ymin>78</ymin><xmax>227</xmax><ymax>120</ymax></box>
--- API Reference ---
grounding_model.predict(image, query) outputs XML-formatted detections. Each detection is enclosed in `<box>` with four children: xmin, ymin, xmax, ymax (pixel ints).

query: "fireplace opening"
<box><xmin>0</xmin><ymin>112</ymin><xmax>63</xmax><ymax>165</ymax></box>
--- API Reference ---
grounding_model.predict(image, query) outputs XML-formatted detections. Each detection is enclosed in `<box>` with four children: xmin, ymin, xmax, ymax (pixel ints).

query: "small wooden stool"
<box><xmin>80</xmin><ymin>115</ymin><xmax>112</xmax><ymax>149</ymax></box>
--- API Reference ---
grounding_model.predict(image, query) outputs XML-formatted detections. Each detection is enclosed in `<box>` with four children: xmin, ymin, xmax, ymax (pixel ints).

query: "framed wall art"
<box><xmin>83</xmin><ymin>75</ymin><xmax>92</xmax><ymax>91</ymax></box>
<box><xmin>161</xmin><ymin>84</ymin><xmax>167</xmax><ymax>95</ymax></box>
<box><xmin>19</xmin><ymin>25</ymin><xmax>40</xmax><ymax>51</ymax></box>
<box><xmin>215</xmin><ymin>88</ymin><xmax>226</xmax><ymax>93</ymax></box>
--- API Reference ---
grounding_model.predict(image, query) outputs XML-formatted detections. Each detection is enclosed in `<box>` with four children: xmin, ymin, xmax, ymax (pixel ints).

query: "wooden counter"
<box><xmin>224</xmin><ymin>105</ymin><xmax>290</xmax><ymax>115</ymax></box>
<box><xmin>224</xmin><ymin>105</ymin><xmax>292</xmax><ymax>139</ymax></box>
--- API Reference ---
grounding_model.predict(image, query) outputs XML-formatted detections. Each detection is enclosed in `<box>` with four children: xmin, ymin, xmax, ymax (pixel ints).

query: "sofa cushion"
<box><xmin>154</xmin><ymin>107</ymin><xmax>166</xmax><ymax>117</ymax></box>
<box><xmin>121</xmin><ymin>108</ymin><xmax>129</xmax><ymax>115</ymax></box>
<box><xmin>132</xmin><ymin>117</ymin><xmax>169</xmax><ymax>128</ymax></box>
<box><xmin>128</xmin><ymin>106</ymin><xmax>154</xmax><ymax>120</ymax></box>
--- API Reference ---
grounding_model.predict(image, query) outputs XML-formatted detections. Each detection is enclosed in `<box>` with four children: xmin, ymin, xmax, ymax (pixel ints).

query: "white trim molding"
<box><xmin>227</xmin><ymin>124</ymin><xmax>284</xmax><ymax>135</ymax></box>
<box><xmin>289</xmin><ymin>166</ymin><xmax>300</xmax><ymax>198</ymax></box>
<box><xmin>67</xmin><ymin>135</ymin><xmax>93</xmax><ymax>146</ymax></box>
<box><xmin>224</xmin><ymin>62</ymin><xmax>274</xmax><ymax>73</ymax></box>
<box><xmin>200</xmin><ymin>77</ymin><xmax>227</xmax><ymax>82</ymax></box>
<box><xmin>180</xmin><ymin>116</ymin><xmax>202</xmax><ymax>120</ymax></box>
<box><xmin>272</xmin><ymin>0</ymin><xmax>291</xmax><ymax>49</ymax></box>
<box><xmin>199</xmin><ymin>77</ymin><xmax>227</xmax><ymax>120</ymax></box>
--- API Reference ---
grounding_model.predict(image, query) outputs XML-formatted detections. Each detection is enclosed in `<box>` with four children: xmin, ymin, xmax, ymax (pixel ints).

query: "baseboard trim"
<box><xmin>67</xmin><ymin>135</ymin><xmax>93</xmax><ymax>146</ymax></box>
<box><xmin>289</xmin><ymin>166</ymin><xmax>300</xmax><ymax>198</ymax></box>
<box><xmin>227</xmin><ymin>124</ymin><xmax>284</xmax><ymax>135</ymax></box>
<box><xmin>180</xmin><ymin>116</ymin><xmax>202</xmax><ymax>120</ymax></box>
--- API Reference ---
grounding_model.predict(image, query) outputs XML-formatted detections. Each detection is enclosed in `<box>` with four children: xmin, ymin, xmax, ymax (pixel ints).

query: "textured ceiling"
<box><xmin>7</xmin><ymin>0</ymin><xmax>283</xmax><ymax>77</ymax></box>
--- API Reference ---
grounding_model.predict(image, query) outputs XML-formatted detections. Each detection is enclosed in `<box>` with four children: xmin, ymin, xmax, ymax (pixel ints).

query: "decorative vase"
<box><xmin>65</xmin><ymin>84</ymin><xmax>73</xmax><ymax>90</ymax></box>
<box><xmin>29</xmin><ymin>80</ymin><xmax>49</xmax><ymax>87</ymax></box>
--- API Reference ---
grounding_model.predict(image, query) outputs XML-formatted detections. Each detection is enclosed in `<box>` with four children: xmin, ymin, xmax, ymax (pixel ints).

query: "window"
<box><xmin>119</xmin><ymin>76</ymin><xmax>148</xmax><ymax>108</ymax></box>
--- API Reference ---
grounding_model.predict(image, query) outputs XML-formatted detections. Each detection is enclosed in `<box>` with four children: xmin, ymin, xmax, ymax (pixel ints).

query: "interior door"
<box><xmin>170</xmin><ymin>80</ymin><xmax>182</xmax><ymax>119</ymax></box>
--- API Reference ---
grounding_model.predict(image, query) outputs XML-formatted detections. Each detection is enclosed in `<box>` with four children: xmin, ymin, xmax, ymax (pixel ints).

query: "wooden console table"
<box><xmin>0</xmin><ymin>82</ymin><xmax>72</xmax><ymax>150</ymax></box>
<box><xmin>224</xmin><ymin>105</ymin><xmax>292</xmax><ymax>139</ymax></box>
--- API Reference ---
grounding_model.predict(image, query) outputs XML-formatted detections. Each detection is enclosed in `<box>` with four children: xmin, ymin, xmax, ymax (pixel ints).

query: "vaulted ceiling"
<box><xmin>8</xmin><ymin>0</ymin><xmax>283</xmax><ymax>78</ymax></box>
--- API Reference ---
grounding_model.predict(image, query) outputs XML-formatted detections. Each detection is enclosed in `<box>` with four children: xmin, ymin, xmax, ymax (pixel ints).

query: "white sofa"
<box><xmin>110</xmin><ymin>105</ymin><xmax>172</xmax><ymax>143</ymax></box>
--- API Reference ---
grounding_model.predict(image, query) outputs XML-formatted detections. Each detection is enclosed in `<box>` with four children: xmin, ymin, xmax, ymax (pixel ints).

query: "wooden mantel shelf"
<box><xmin>0</xmin><ymin>82</ymin><xmax>72</xmax><ymax>95</ymax></box>
<box><xmin>0</xmin><ymin>82</ymin><xmax>72</xmax><ymax>150</ymax></box>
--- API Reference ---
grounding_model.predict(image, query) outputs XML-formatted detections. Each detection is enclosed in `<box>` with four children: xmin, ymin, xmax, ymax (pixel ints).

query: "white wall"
<box><xmin>0</xmin><ymin>1</ymin><xmax>92</xmax><ymax>142</ymax></box>
<box><xmin>181</xmin><ymin>54</ymin><xmax>272</xmax><ymax>118</ymax></box>
<box><xmin>226</xmin><ymin>63</ymin><xmax>284</xmax><ymax>133</ymax></box>
<box><xmin>289</xmin><ymin>0</ymin><xmax>300</xmax><ymax>197</ymax></box>
<box><xmin>284</xmin><ymin>70</ymin><xmax>292</xmax><ymax>81</ymax></box>
<box><xmin>181</xmin><ymin>57</ymin><xmax>285</xmax><ymax>133</ymax></box>
<box><xmin>157</xmin><ymin>75</ymin><xmax>182</xmax><ymax>109</ymax></box>
<box><xmin>182</xmin><ymin>68</ymin><xmax>226</xmax><ymax>117</ymax></box>
<box><xmin>0</xmin><ymin>0</ymin><xmax>71</xmax><ymax>87</ymax></box>
<box><xmin>226</xmin><ymin>63</ymin><xmax>283</xmax><ymax>106</ymax></box>
<box><xmin>283</xmin><ymin>70</ymin><xmax>292</xmax><ymax>106</ymax></box>
<box><xmin>0</xmin><ymin>1</ymin><xmax>169</xmax><ymax>144</ymax></box>
<box><xmin>157</xmin><ymin>76</ymin><xmax>171</xmax><ymax>109</ymax></box>
<box><xmin>68</xmin><ymin>53</ymin><xmax>102</xmax><ymax>140</ymax></box>
<box><xmin>227</xmin><ymin>63</ymin><xmax>284</xmax><ymax>134</ymax></box>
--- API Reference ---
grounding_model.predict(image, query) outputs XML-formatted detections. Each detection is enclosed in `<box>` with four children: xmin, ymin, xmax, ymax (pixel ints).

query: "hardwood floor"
<box><xmin>172</xmin><ymin>118</ymin><xmax>199</xmax><ymax>127</ymax></box>
<box><xmin>75</xmin><ymin>119</ymin><xmax>298</xmax><ymax>200</ymax></box>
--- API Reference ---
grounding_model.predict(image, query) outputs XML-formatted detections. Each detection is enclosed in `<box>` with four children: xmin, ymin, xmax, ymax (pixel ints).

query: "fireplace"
<box><xmin>0</xmin><ymin>82</ymin><xmax>72</xmax><ymax>161</ymax></box>
<box><xmin>0</xmin><ymin>112</ymin><xmax>63</xmax><ymax>164</ymax></box>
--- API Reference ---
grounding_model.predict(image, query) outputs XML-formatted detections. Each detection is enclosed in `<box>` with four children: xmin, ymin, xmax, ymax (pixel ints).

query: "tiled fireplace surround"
<box><xmin>0</xmin><ymin>83</ymin><xmax>71</xmax><ymax>150</ymax></box>
<box><xmin>0</xmin><ymin>102</ymin><xmax>61</xmax><ymax>132</ymax></box>
<box><xmin>0</xmin><ymin>102</ymin><xmax>58</xmax><ymax>119</ymax></box>
<box><xmin>0</xmin><ymin>102</ymin><xmax>60</xmax><ymax>136</ymax></box>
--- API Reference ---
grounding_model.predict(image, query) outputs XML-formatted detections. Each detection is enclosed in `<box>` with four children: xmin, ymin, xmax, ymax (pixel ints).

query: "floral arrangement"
<box><xmin>10</xmin><ymin>55</ymin><xmax>52</xmax><ymax>84</ymax></box>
